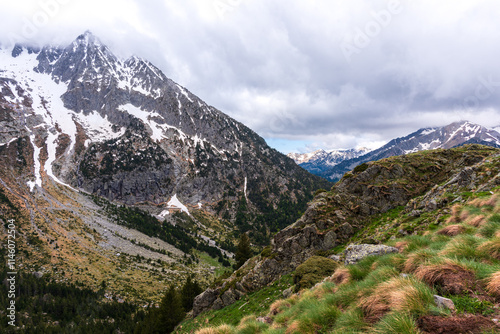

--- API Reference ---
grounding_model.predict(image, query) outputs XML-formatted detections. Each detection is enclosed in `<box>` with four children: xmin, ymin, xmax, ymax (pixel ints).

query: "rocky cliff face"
<box><xmin>192</xmin><ymin>144</ymin><xmax>500</xmax><ymax>315</ymax></box>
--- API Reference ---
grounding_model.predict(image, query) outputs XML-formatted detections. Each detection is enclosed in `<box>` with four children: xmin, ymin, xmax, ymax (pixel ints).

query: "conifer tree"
<box><xmin>235</xmin><ymin>233</ymin><xmax>252</xmax><ymax>269</ymax></box>
<box><xmin>157</xmin><ymin>285</ymin><xmax>185</xmax><ymax>333</ymax></box>
<box><xmin>181</xmin><ymin>275</ymin><xmax>202</xmax><ymax>311</ymax></box>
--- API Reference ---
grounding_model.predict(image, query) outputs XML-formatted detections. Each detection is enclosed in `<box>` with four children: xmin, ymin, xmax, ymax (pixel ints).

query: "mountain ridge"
<box><xmin>0</xmin><ymin>31</ymin><xmax>330</xmax><ymax>303</ymax></box>
<box><xmin>290</xmin><ymin>121</ymin><xmax>500</xmax><ymax>181</ymax></box>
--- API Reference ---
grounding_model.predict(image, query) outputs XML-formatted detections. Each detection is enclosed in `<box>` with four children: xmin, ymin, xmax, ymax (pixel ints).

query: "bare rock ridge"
<box><xmin>192</xmin><ymin>145</ymin><xmax>500</xmax><ymax>315</ymax></box>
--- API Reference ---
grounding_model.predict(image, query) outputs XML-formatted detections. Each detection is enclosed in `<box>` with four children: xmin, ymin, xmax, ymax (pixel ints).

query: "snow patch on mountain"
<box><xmin>167</xmin><ymin>194</ymin><xmax>190</xmax><ymax>215</ymax></box>
<box><xmin>27</xmin><ymin>134</ymin><xmax>42</xmax><ymax>192</ymax></box>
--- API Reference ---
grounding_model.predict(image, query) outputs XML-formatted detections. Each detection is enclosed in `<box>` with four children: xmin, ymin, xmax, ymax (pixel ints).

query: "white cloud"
<box><xmin>1</xmin><ymin>0</ymin><xmax>500</xmax><ymax>153</ymax></box>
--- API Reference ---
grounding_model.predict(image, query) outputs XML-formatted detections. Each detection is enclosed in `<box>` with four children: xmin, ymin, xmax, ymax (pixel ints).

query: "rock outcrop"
<box><xmin>192</xmin><ymin>222</ymin><xmax>334</xmax><ymax>316</ymax></box>
<box><xmin>343</xmin><ymin>244</ymin><xmax>399</xmax><ymax>265</ymax></box>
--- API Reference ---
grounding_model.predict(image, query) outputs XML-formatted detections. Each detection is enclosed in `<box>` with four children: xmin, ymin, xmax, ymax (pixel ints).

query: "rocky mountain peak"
<box><xmin>0</xmin><ymin>30</ymin><xmax>329</xmax><ymax>231</ymax></box>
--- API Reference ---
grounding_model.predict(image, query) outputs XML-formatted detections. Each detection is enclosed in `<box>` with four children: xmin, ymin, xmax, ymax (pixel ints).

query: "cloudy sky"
<box><xmin>1</xmin><ymin>0</ymin><xmax>500</xmax><ymax>153</ymax></box>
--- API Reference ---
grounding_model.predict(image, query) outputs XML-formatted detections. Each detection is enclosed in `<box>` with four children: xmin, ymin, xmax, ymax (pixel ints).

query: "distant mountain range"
<box><xmin>287</xmin><ymin>148</ymin><xmax>371</xmax><ymax>176</ymax></box>
<box><xmin>289</xmin><ymin>121</ymin><xmax>500</xmax><ymax>181</ymax></box>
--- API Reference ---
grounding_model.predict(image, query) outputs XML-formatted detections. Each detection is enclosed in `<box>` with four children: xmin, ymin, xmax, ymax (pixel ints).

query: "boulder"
<box><xmin>322</xmin><ymin>230</ymin><xmax>337</xmax><ymax>250</ymax></box>
<box><xmin>221</xmin><ymin>289</ymin><xmax>237</xmax><ymax>306</ymax></box>
<box><xmin>344</xmin><ymin>244</ymin><xmax>399</xmax><ymax>265</ymax></box>
<box><xmin>192</xmin><ymin>288</ymin><xmax>218</xmax><ymax>316</ymax></box>
<box><xmin>433</xmin><ymin>295</ymin><xmax>455</xmax><ymax>311</ymax></box>
<box><xmin>338</xmin><ymin>222</ymin><xmax>354</xmax><ymax>239</ymax></box>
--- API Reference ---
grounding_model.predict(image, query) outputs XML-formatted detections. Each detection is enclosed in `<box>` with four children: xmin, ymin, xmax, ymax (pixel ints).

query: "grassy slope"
<box><xmin>179</xmin><ymin>147</ymin><xmax>500</xmax><ymax>334</ymax></box>
<box><xmin>184</xmin><ymin>190</ymin><xmax>500</xmax><ymax>334</ymax></box>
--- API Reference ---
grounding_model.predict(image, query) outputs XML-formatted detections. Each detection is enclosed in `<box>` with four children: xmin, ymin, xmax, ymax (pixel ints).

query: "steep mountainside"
<box><xmin>190</xmin><ymin>145</ymin><xmax>500</xmax><ymax>317</ymax></box>
<box><xmin>0</xmin><ymin>32</ymin><xmax>329</xmax><ymax>302</ymax></box>
<box><xmin>320</xmin><ymin>121</ymin><xmax>500</xmax><ymax>181</ymax></box>
<box><xmin>287</xmin><ymin>148</ymin><xmax>370</xmax><ymax>176</ymax></box>
<box><xmin>183</xmin><ymin>144</ymin><xmax>500</xmax><ymax>332</ymax></box>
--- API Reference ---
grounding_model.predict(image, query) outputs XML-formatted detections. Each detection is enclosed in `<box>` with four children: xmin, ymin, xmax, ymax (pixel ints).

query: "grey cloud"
<box><xmin>1</xmin><ymin>0</ymin><xmax>500</xmax><ymax>150</ymax></box>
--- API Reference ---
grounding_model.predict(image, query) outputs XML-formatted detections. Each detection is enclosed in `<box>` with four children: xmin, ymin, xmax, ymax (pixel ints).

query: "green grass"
<box><xmin>447</xmin><ymin>295</ymin><xmax>495</xmax><ymax>316</ymax></box>
<box><xmin>181</xmin><ymin>158</ymin><xmax>500</xmax><ymax>333</ymax></box>
<box><xmin>196</xmin><ymin>251</ymin><xmax>230</xmax><ymax>276</ymax></box>
<box><xmin>373</xmin><ymin>312</ymin><xmax>421</xmax><ymax>334</ymax></box>
<box><xmin>175</xmin><ymin>275</ymin><xmax>293</xmax><ymax>333</ymax></box>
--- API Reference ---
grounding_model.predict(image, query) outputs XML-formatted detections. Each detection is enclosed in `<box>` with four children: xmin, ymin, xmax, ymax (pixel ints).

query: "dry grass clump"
<box><xmin>486</xmin><ymin>271</ymin><xmax>500</xmax><ymax>296</ymax></box>
<box><xmin>358</xmin><ymin>277</ymin><xmax>433</xmax><ymax>322</ymax></box>
<box><xmin>329</xmin><ymin>267</ymin><xmax>352</xmax><ymax>286</ymax></box>
<box><xmin>312</xmin><ymin>282</ymin><xmax>336</xmax><ymax>299</ymax></box>
<box><xmin>436</xmin><ymin>224</ymin><xmax>465</xmax><ymax>236</ymax></box>
<box><xmin>467</xmin><ymin>214</ymin><xmax>486</xmax><ymax>227</ymax></box>
<box><xmin>196</xmin><ymin>327</ymin><xmax>218</xmax><ymax>334</ymax></box>
<box><xmin>395</xmin><ymin>241</ymin><xmax>409</xmax><ymax>252</ymax></box>
<box><xmin>478</xmin><ymin>238</ymin><xmax>500</xmax><ymax>260</ymax></box>
<box><xmin>470</xmin><ymin>195</ymin><xmax>498</xmax><ymax>208</ymax></box>
<box><xmin>459</xmin><ymin>210</ymin><xmax>471</xmax><ymax>222</ymax></box>
<box><xmin>403</xmin><ymin>249</ymin><xmax>436</xmax><ymax>273</ymax></box>
<box><xmin>284</xmin><ymin>320</ymin><xmax>301</xmax><ymax>334</ymax></box>
<box><xmin>414</xmin><ymin>260</ymin><xmax>476</xmax><ymax>294</ymax></box>
<box><xmin>446</xmin><ymin>204</ymin><xmax>463</xmax><ymax>224</ymax></box>
<box><xmin>270</xmin><ymin>299</ymin><xmax>291</xmax><ymax>316</ymax></box>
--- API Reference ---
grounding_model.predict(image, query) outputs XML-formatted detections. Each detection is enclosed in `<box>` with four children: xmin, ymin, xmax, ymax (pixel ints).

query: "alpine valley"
<box><xmin>0</xmin><ymin>31</ymin><xmax>330</xmax><ymax>330</ymax></box>
<box><xmin>3</xmin><ymin>32</ymin><xmax>500</xmax><ymax>334</ymax></box>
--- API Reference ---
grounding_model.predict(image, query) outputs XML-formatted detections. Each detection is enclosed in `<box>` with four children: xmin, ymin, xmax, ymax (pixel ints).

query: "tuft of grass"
<box><xmin>358</xmin><ymin>276</ymin><xmax>434</xmax><ymax>321</ymax></box>
<box><xmin>439</xmin><ymin>235</ymin><xmax>488</xmax><ymax>260</ymax></box>
<box><xmin>403</xmin><ymin>249</ymin><xmax>437</xmax><ymax>273</ymax></box>
<box><xmin>486</xmin><ymin>271</ymin><xmax>500</xmax><ymax>297</ymax></box>
<box><xmin>403</xmin><ymin>235</ymin><xmax>433</xmax><ymax>253</ymax></box>
<box><xmin>373</xmin><ymin>312</ymin><xmax>422</xmax><ymax>334</ymax></box>
<box><xmin>479</xmin><ymin>216</ymin><xmax>500</xmax><ymax>238</ymax></box>
<box><xmin>436</xmin><ymin>224</ymin><xmax>465</xmax><ymax>236</ymax></box>
<box><xmin>414</xmin><ymin>259</ymin><xmax>475</xmax><ymax>295</ymax></box>
<box><xmin>348</xmin><ymin>255</ymin><xmax>379</xmax><ymax>281</ymax></box>
<box><xmin>196</xmin><ymin>328</ymin><xmax>218</xmax><ymax>334</ymax></box>
<box><xmin>235</xmin><ymin>316</ymin><xmax>268</xmax><ymax>334</ymax></box>
<box><xmin>296</xmin><ymin>302</ymin><xmax>341</xmax><ymax>333</ymax></box>
<box><xmin>329</xmin><ymin>267</ymin><xmax>351</xmax><ymax>285</ymax></box>
<box><xmin>478</xmin><ymin>237</ymin><xmax>500</xmax><ymax>260</ymax></box>
<box><xmin>331</xmin><ymin>307</ymin><xmax>369</xmax><ymax>333</ymax></box>
<box><xmin>371</xmin><ymin>253</ymin><xmax>406</xmax><ymax>272</ymax></box>
<box><xmin>445</xmin><ymin>204</ymin><xmax>463</xmax><ymax>224</ymax></box>
<box><xmin>466</xmin><ymin>215</ymin><xmax>486</xmax><ymax>227</ymax></box>
<box><xmin>454</xmin><ymin>259</ymin><xmax>500</xmax><ymax>280</ymax></box>
<box><xmin>269</xmin><ymin>299</ymin><xmax>291</xmax><ymax>316</ymax></box>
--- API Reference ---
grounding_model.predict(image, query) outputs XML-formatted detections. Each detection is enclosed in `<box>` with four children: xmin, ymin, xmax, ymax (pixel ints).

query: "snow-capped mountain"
<box><xmin>0</xmin><ymin>31</ymin><xmax>329</xmax><ymax>228</ymax></box>
<box><xmin>287</xmin><ymin>148</ymin><xmax>371</xmax><ymax>175</ymax></box>
<box><xmin>322</xmin><ymin>121</ymin><xmax>500</xmax><ymax>181</ymax></box>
